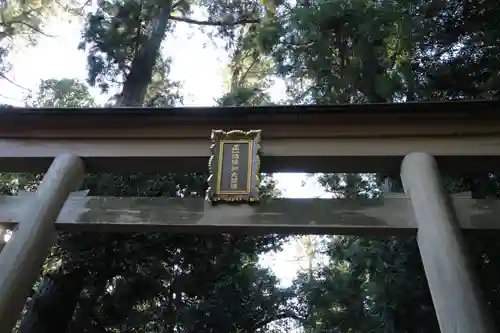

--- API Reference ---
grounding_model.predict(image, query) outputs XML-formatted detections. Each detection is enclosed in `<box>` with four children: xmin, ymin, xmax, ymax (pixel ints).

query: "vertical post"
<box><xmin>401</xmin><ymin>152</ymin><xmax>495</xmax><ymax>333</ymax></box>
<box><xmin>0</xmin><ymin>154</ymin><xmax>84</xmax><ymax>333</ymax></box>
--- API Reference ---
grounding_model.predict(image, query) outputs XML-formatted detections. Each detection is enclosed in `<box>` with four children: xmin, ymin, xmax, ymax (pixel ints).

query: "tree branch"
<box><xmin>254</xmin><ymin>311</ymin><xmax>305</xmax><ymax>331</ymax></box>
<box><xmin>0</xmin><ymin>73</ymin><xmax>30</xmax><ymax>91</ymax></box>
<box><xmin>239</xmin><ymin>56</ymin><xmax>259</xmax><ymax>86</ymax></box>
<box><xmin>7</xmin><ymin>20</ymin><xmax>55</xmax><ymax>37</ymax></box>
<box><xmin>171</xmin><ymin>0</ymin><xmax>184</xmax><ymax>9</ymax></box>
<box><xmin>168</xmin><ymin>15</ymin><xmax>259</xmax><ymax>26</ymax></box>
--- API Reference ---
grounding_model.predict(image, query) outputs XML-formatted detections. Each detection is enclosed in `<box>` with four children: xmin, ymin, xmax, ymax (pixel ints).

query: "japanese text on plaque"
<box><xmin>230</xmin><ymin>144</ymin><xmax>240</xmax><ymax>189</ymax></box>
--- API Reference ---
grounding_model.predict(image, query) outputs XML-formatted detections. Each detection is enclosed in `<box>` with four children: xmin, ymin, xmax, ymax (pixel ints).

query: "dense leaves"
<box><xmin>78</xmin><ymin>0</ymin><xmax>272</xmax><ymax>105</ymax></box>
<box><xmin>0</xmin><ymin>0</ymin><xmax>83</xmax><ymax>78</ymax></box>
<box><xmin>26</xmin><ymin>79</ymin><xmax>97</xmax><ymax>107</ymax></box>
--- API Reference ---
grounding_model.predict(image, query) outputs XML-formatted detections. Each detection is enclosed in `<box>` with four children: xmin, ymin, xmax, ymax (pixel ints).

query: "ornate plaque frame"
<box><xmin>206</xmin><ymin>130</ymin><xmax>261</xmax><ymax>203</ymax></box>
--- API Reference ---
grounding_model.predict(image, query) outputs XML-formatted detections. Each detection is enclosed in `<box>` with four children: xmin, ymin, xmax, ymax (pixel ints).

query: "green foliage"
<box><xmin>250</xmin><ymin>0</ymin><xmax>500</xmax><ymax>104</ymax></box>
<box><xmin>143</xmin><ymin>58</ymin><xmax>183</xmax><ymax>106</ymax></box>
<box><xmin>0</xmin><ymin>0</ymin><xmax>56</xmax><ymax>44</ymax></box>
<box><xmin>25</xmin><ymin>78</ymin><xmax>97</xmax><ymax>107</ymax></box>
<box><xmin>78</xmin><ymin>0</ymin><xmax>166</xmax><ymax>92</ymax></box>
<box><xmin>0</xmin><ymin>0</ymin><xmax>80</xmax><ymax>77</ymax></box>
<box><xmin>217</xmin><ymin>22</ymin><xmax>276</xmax><ymax>106</ymax></box>
<box><xmin>292</xmin><ymin>235</ymin><xmax>439</xmax><ymax>333</ymax></box>
<box><xmin>79</xmin><ymin>0</ymin><xmax>270</xmax><ymax>105</ymax></box>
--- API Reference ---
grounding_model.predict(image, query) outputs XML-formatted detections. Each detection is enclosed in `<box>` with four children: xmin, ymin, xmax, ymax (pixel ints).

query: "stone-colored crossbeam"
<box><xmin>0</xmin><ymin>191</ymin><xmax>498</xmax><ymax>234</ymax></box>
<box><xmin>1</xmin><ymin>137</ymin><xmax>500</xmax><ymax>173</ymax></box>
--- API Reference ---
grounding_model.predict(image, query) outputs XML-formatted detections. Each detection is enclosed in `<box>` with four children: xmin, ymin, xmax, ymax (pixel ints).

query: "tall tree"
<box><xmin>79</xmin><ymin>0</ymin><xmax>273</xmax><ymax>106</ymax></box>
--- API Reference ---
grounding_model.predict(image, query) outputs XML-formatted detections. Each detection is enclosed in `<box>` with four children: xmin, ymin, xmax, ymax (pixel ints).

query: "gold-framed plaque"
<box><xmin>206</xmin><ymin>130</ymin><xmax>261</xmax><ymax>203</ymax></box>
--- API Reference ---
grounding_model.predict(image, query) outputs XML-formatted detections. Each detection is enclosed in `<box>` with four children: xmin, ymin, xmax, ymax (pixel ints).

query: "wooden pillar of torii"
<box><xmin>401</xmin><ymin>152</ymin><xmax>496</xmax><ymax>333</ymax></box>
<box><xmin>0</xmin><ymin>154</ymin><xmax>84</xmax><ymax>333</ymax></box>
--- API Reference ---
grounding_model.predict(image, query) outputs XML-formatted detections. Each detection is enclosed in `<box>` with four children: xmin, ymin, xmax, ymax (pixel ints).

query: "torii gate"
<box><xmin>0</xmin><ymin>101</ymin><xmax>499</xmax><ymax>333</ymax></box>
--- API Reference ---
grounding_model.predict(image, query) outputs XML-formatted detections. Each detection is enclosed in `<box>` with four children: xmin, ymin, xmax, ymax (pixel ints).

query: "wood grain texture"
<box><xmin>3</xmin><ymin>121</ymin><xmax>500</xmax><ymax>139</ymax></box>
<box><xmin>1</xmin><ymin>136</ymin><xmax>500</xmax><ymax>172</ymax></box>
<box><xmin>0</xmin><ymin>154</ymin><xmax>85</xmax><ymax>333</ymax></box>
<box><xmin>401</xmin><ymin>152</ymin><xmax>496</xmax><ymax>333</ymax></box>
<box><xmin>1</xmin><ymin>192</ymin><xmax>500</xmax><ymax>235</ymax></box>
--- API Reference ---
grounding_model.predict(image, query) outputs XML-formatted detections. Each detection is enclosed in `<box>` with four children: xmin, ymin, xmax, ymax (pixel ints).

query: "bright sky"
<box><xmin>0</xmin><ymin>16</ymin><xmax>327</xmax><ymax>285</ymax></box>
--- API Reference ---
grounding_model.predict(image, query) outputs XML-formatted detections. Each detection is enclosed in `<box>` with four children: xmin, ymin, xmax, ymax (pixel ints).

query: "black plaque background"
<box><xmin>207</xmin><ymin>129</ymin><xmax>261</xmax><ymax>203</ymax></box>
<box><xmin>218</xmin><ymin>142</ymin><xmax>251</xmax><ymax>193</ymax></box>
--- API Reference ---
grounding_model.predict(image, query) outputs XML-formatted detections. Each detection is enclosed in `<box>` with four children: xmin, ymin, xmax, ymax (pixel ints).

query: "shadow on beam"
<box><xmin>1</xmin><ymin>192</ymin><xmax>499</xmax><ymax>235</ymax></box>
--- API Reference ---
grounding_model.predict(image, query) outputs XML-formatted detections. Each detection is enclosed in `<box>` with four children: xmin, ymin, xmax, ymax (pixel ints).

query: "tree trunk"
<box><xmin>116</xmin><ymin>0</ymin><xmax>173</xmax><ymax>107</ymax></box>
<box><xmin>18</xmin><ymin>269</ymin><xmax>87</xmax><ymax>333</ymax></box>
